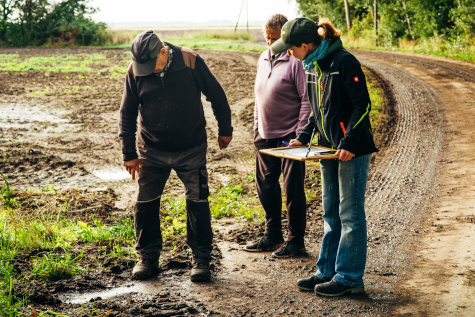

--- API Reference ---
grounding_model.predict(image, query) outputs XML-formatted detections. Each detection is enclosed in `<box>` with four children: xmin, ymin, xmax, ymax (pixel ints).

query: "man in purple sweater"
<box><xmin>244</xmin><ymin>14</ymin><xmax>311</xmax><ymax>257</ymax></box>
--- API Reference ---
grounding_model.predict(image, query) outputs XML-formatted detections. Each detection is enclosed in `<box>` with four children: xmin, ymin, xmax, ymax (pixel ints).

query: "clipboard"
<box><xmin>259</xmin><ymin>145</ymin><xmax>338</xmax><ymax>161</ymax></box>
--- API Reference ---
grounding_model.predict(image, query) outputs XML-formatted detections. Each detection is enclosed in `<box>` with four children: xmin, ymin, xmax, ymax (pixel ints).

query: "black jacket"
<box><xmin>119</xmin><ymin>43</ymin><xmax>233</xmax><ymax>161</ymax></box>
<box><xmin>297</xmin><ymin>43</ymin><xmax>377</xmax><ymax>157</ymax></box>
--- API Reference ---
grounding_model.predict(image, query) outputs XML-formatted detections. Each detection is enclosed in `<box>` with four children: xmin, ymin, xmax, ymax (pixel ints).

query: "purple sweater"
<box><xmin>254</xmin><ymin>49</ymin><xmax>311</xmax><ymax>139</ymax></box>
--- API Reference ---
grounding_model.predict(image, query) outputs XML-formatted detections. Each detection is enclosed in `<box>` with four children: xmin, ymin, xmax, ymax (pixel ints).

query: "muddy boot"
<box><xmin>190</xmin><ymin>262</ymin><xmax>211</xmax><ymax>282</ymax></box>
<box><xmin>132</xmin><ymin>259</ymin><xmax>158</xmax><ymax>280</ymax></box>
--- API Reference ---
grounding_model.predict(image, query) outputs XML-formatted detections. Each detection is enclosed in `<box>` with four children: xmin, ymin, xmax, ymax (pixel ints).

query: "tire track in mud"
<box><xmin>357</xmin><ymin>56</ymin><xmax>445</xmax><ymax>311</ymax></box>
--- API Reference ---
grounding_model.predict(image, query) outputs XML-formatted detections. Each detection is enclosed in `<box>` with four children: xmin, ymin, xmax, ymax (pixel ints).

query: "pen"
<box><xmin>306</xmin><ymin>128</ymin><xmax>316</xmax><ymax>158</ymax></box>
<box><xmin>282</xmin><ymin>141</ymin><xmax>290</xmax><ymax>146</ymax></box>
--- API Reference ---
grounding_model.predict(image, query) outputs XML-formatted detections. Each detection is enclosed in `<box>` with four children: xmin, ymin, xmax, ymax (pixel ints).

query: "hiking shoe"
<box><xmin>132</xmin><ymin>259</ymin><xmax>158</xmax><ymax>280</ymax></box>
<box><xmin>271</xmin><ymin>240</ymin><xmax>306</xmax><ymax>258</ymax></box>
<box><xmin>190</xmin><ymin>263</ymin><xmax>211</xmax><ymax>282</ymax></box>
<box><xmin>244</xmin><ymin>236</ymin><xmax>284</xmax><ymax>252</ymax></box>
<box><xmin>314</xmin><ymin>280</ymin><xmax>364</xmax><ymax>297</ymax></box>
<box><xmin>297</xmin><ymin>275</ymin><xmax>326</xmax><ymax>291</ymax></box>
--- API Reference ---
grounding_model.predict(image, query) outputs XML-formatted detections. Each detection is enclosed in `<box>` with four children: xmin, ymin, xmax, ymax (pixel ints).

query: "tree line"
<box><xmin>296</xmin><ymin>0</ymin><xmax>475</xmax><ymax>47</ymax></box>
<box><xmin>0</xmin><ymin>0</ymin><xmax>109</xmax><ymax>46</ymax></box>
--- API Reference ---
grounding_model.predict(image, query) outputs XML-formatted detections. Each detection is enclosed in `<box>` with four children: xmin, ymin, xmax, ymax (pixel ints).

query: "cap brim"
<box><xmin>271</xmin><ymin>38</ymin><xmax>292</xmax><ymax>54</ymax></box>
<box><xmin>132</xmin><ymin>56</ymin><xmax>157</xmax><ymax>76</ymax></box>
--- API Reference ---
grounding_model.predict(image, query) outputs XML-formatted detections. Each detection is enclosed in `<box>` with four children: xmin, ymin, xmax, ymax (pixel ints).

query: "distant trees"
<box><xmin>0</xmin><ymin>0</ymin><xmax>109</xmax><ymax>46</ymax></box>
<box><xmin>295</xmin><ymin>0</ymin><xmax>475</xmax><ymax>46</ymax></box>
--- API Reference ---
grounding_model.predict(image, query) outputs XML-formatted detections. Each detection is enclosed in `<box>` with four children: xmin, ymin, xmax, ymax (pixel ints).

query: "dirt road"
<box><xmin>355</xmin><ymin>50</ymin><xmax>475</xmax><ymax>316</ymax></box>
<box><xmin>1</xmin><ymin>47</ymin><xmax>475</xmax><ymax>316</ymax></box>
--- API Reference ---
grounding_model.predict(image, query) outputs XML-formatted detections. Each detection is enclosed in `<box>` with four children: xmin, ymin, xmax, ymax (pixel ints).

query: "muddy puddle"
<box><xmin>91</xmin><ymin>167</ymin><xmax>131</xmax><ymax>181</ymax></box>
<box><xmin>0</xmin><ymin>103</ymin><xmax>67</xmax><ymax>125</ymax></box>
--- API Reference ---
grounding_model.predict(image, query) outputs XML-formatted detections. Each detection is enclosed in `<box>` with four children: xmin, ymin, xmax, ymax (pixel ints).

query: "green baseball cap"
<box><xmin>131</xmin><ymin>30</ymin><xmax>165</xmax><ymax>76</ymax></box>
<box><xmin>271</xmin><ymin>18</ymin><xmax>318</xmax><ymax>54</ymax></box>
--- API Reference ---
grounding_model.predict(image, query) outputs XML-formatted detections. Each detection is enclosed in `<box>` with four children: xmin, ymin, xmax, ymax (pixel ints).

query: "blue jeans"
<box><xmin>315</xmin><ymin>154</ymin><xmax>371</xmax><ymax>288</ymax></box>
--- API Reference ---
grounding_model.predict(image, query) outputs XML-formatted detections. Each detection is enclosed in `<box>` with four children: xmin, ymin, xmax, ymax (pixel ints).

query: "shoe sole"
<box><xmin>132</xmin><ymin>266</ymin><xmax>159</xmax><ymax>280</ymax></box>
<box><xmin>315</xmin><ymin>287</ymin><xmax>364</xmax><ymax>297</ymax></box>
<box><xmin>190</xmin><ymin>274</ymin><xmax>211</xmax><ymax>282</ymax></box>
<box><xmin>297</xmin><ymin>285</ymin><xmax>314</xmax><ymax>291</ymax></box>
<box><xmin>271</xmin><ymin>247</ymin><xmax>306</xmax><ymax>258</ymax></box>
<box><xmin>132</xmin><ymin>272</ymin><xmax>152</xmax><ymax>280</ymax></box>
<box><xmin>243</xmin><ymin>243</ymin><xmax>283</xmax><ymax>252</ymax></box>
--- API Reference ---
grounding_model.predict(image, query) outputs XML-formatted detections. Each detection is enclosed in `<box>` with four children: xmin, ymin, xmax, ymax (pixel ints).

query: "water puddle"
<box><xmin>61</xmin><ymin>284</ymin><xmax>141</xmax><ymax>304</ymax></box>
<box><xmin>91</xmin><ymin>168</ymin><xmax>131</xmax><ymax>181</ymax></box>
<box><xmin>0</xmin><ymin>103</ymin><xmax>68</xmax><ymax>128</ymax></box>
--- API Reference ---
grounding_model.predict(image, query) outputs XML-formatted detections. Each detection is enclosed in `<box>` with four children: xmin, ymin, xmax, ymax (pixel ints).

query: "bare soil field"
<box><xmin>1</xmin><ymin>46</ymin><xmax>474</xmax><ymax>316</ymax></box>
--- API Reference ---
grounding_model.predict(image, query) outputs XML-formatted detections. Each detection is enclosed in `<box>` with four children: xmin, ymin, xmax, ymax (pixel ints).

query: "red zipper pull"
<box><xmin>340</xmin><ymin>122</ymin><xmax>346</xmax><ymax>135</ymax></box>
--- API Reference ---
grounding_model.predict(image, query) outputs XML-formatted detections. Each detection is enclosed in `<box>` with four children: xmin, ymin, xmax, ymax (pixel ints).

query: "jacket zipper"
<box><xmin>315</xmin><ymin>62</ymin><xmax>330</xmax><ymax>144</ymax></box>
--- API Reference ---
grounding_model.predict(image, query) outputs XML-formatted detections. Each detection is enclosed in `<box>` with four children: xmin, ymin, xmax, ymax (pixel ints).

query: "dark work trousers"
<box><xmin>254</xmin><ymin>131</ymin><xmax>307</xmax><ymax>243</ymax></box>
<box><xmin>133</xmin><ymin>142</ymin><xmax>212</xmax><ymax>264</ymax></box>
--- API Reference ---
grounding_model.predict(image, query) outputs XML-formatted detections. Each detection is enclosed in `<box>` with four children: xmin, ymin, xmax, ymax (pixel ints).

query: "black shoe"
<box><xmin>132</xmin><ymin>259</ymin><xmax>159</xmax><ymax>280</ymax></box>
<box><xmin>271</xmin><ymin>240</ymin><xmax>306</xmax><ymax>258</ymax></box>
<box><xmin>314</xmin><ymin>280</ymin><xmax>364</xmax><ymax>297</ymax></box>
<box><xmin>190</xmin><ymin>263</ymin><xmax>211</xmax><ymax>282</ymax></box>
<box><xmin>297</xmin><ymin>275</ymin><xmax>326</xmax><ymax>291</ymax></box>
<box><xmin>244</xmin><ymin>236</ymin><xmax>284</xmax><ymax>252</ymax></box>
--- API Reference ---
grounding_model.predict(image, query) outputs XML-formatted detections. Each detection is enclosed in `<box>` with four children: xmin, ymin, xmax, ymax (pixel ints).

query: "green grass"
<box><xmin>344</xmin><ymin>34</ymin><xmax>475</xmax><ymax>64</ymax></box>
<box><xmin>211</xmin><ymin>183</ymin><xmax>264</xmax><ymax>221</ymax></box>
<box><xmin>347</xmin><ymin>43</ymin><xmax>475</xmax><ymax>64</ymax></box>
<box><xmin>75</xmin><ymin>216</ymin><xmax>135</xmax><ymax>244</ymax></box>
<box><xmin>366</xmin><ymin>79</ymin><xmax>385</xmax><ymax>128</ymax></box>
<box><xmin>106</xmin><ymin>38</ymin><xmax>266</xmax><ymax>53</ymax></box>
<box><xmin>31</xmin><ymin>250</ymin><xmax>83</xmax><ymax>281</ymax></box>
<box><xmin>0</xmin><ymin>52</ymin><xmax>129</xmax><ymax>76</ymax></box>
<box><xmin>160</xmin><ymin>182</ymin><xmax>265</xmax><ymax>243</ymax></box>
<box><xmin>0</xmin><ymin>261</ymin><xmax>28</xmax><ymax>316</ymax></box>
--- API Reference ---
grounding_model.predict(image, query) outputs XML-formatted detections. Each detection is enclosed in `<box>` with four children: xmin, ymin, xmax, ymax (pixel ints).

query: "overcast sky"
<box><xmin>90</xmin><ymin>0</ymin><xmax>300</xmax><ymax>24</ymax></box>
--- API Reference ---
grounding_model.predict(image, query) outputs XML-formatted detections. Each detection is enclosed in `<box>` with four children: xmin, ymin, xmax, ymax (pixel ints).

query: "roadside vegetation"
<box><xmin>105</xmin><ymin>30</ymin><xmax>267</xmax><ymax>53</ymax></box>
<box><xmin>0</xmin><ymin>0</ymin><xmax>109</xmax><ymax>47</ymax></box>
<box><xmin>296</xmin><ymin>0</ymin><xmax>475</xmax><ymax>63</ymax></box>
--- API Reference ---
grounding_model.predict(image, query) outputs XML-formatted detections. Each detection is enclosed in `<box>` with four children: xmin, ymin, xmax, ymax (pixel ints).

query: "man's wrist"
<box><xmin>123</xmin><ymin>152</ymin><xmax>138</xmax><ymax>161</ymax></box>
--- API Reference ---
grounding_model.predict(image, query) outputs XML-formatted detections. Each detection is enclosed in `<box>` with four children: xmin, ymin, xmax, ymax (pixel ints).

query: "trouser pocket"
<box><xmin>199</xmin><ymin>166</ymin><xmax>209</xmax><ymax>199</ymax></box>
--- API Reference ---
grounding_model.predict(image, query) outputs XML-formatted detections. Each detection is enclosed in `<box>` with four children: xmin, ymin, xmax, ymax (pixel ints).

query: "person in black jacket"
<box><xmin>271</xmin><ymin>17</ymin><xmax>377</xmax><ymax>296</ymax></box>
<box><xmin>119</xmin><ymin>31</ymin><xmax>233</xmax><ymax>282</ymax></box>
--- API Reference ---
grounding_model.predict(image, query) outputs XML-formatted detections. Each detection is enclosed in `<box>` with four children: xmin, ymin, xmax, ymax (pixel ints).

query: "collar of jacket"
<box><xmin>323</xmin><ymin>38</ymin><xmax>343</xmax><ymax>59</ymax></box>
<box><xmin>317</xmin><ymin>38</ymin><xmax>344</xmax><ymax>67</ymax></box>
<box><xmin>164</xmin><ymin>42</ymin><xmax>188</xmax><ymax>73</ymax></box>
<box><xmin>263</xmin><ymin>49</ymin><xmax>290</xmax><ymax>62</ymax></box>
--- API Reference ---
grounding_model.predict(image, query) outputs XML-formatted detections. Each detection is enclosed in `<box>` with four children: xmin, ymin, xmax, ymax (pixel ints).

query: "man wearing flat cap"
<box><xmin>118</xmin><ymin>30</ymin><xmax>233</xmax><ymax>281</ymax></box>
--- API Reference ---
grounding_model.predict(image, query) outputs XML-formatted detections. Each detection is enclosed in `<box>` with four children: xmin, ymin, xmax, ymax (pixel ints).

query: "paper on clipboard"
<box><xmin>259</xmin><ymin>146</ymin><xmax>338</xmax><ymax>161</ymax></box>
<box><xmin>277</xmin><ymin>147</ymin><xmax>333</xmax><ymax>157</ymax></box>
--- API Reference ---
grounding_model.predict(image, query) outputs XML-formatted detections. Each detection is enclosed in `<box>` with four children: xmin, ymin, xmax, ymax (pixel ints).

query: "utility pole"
<box><xmin>344</xmin><ymin>0</ymin><xmax>352</xmax><ymax>30</ymax></box>
<box><xmin>246</xmin><ymin>0</ymin><xmax>249</xmax><ymax>35</ymax></box>
<box><xmin>234</xmin><ymin>0</ymin><xmax>245</xmax><ymax>33</ymax></box>
<box><xmin>374</xmin><ymin>0</ymin><xmax>378</xmax><ymax>46</ymax></box>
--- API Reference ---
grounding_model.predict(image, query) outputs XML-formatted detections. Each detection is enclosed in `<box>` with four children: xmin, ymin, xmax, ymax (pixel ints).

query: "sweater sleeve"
<box><xmin>192</xmin><ymin>55</ymin><xmax>233</xmax><ymax>136</ymax></box>
<box><xmin>118</xmin><ymin>69</ymin><xmax>139</xmax><ymax>161</ymax></box>
<box><xmin>337</xmin><ymin>55</ymin><xmax>372</xmax><ymax>154</ymax></box>
<box><xmin>254</xmin><ymin>59</ymin><xmax>260</xmax><ymax>131</ymax></box>
<box><xmin>296</xmin><ymin>110</ymin><xmax>316</xmax><ymax>145</ymax></box>
<box><xmin>294</xmin><ymin>60</ymin><xmax>311</xmax><ymax>135</ymax></box>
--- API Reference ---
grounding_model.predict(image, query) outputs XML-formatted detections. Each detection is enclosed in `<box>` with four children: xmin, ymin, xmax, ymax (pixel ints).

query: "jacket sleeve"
<box><xmin>118</xmin><ymin>68</ymin><xmax>139</xmax><ymax>161</ymax></box>
<box><xmin>338</xmin><ymin>55</ymin><xmax>372</xmax><ymax>154</ymax></box>
<box><xmin>254</xmin><ymin>59</ymin><xmax>260</xmax><ymax>132</ymax></box>
<box><xmin>294</xmin><ymin>60</ymin><xmax>311</xmax><ymax>135</ymax></box>
<box><xmin>296</xmin><ymin>110</ymin><xmax>316</xmax><ymax>145</ymax></box>
<box><xmin>192</xmin><ymin>55</ymin><xmax>233</xmax><ymax>136</ymax></box>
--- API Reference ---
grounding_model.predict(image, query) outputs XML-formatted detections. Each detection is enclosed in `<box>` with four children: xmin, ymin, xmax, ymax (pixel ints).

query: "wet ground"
<box><xmin>2</xmin><ymin>47</ymin><xmax>475</xmax><ymax>316</ymax></box>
